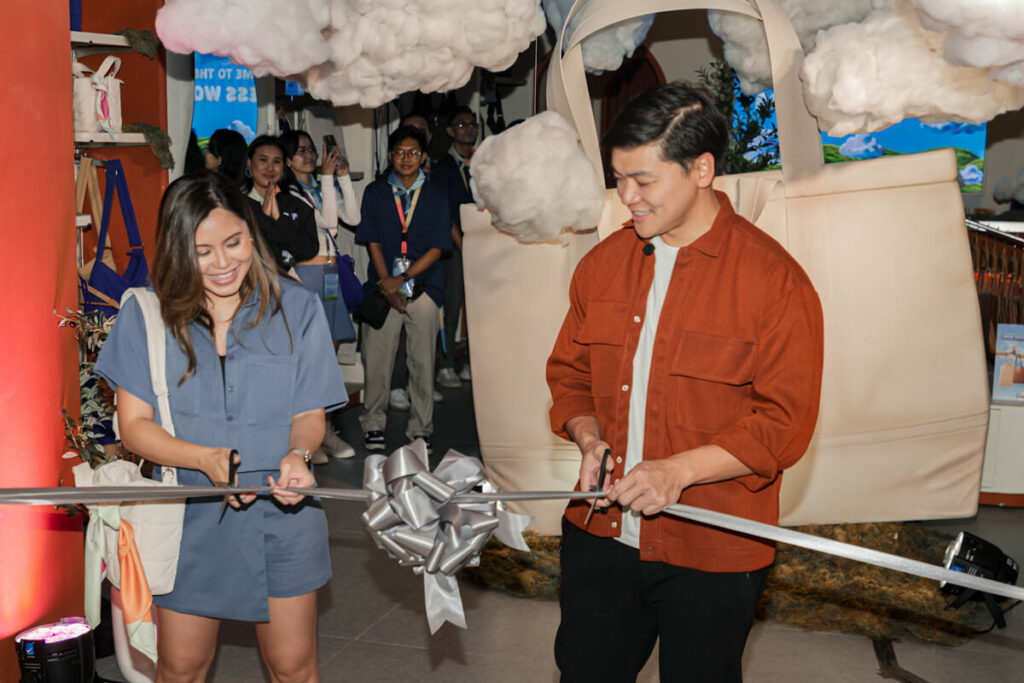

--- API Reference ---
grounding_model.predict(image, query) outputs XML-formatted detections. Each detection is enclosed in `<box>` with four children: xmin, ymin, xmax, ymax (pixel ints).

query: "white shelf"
<box><xmin>71</xmin><ymin>31</ymin><xmax>130</xmax><ymax>48</ymax></box>
<box><xmin>74</xmin><ymin>131</ymin><xmax>147</xmax><ymax>146</ymax></box>
<box><xmin>71</xmin><ymin>31</ymin><xmax>132</xmax><ymax>59</ymax></box>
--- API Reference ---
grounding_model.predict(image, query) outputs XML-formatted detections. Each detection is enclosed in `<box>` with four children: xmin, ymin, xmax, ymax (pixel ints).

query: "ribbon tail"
<box><xmin>83</xmin><ymin>511</ymin><xmax>107</xmax><ymax>628</ymax></box>
<box><xmin>118</xmin><ymin>520</ymin><xmax>158</xmax><ymax>663</ymax></box>
<box><xmin>424</xmin><ymin>573</ymin><xmax>466</xmax><ymax>634</ymax></box>
<box><xmin>493</xmin><ymin>510</ymin><xmax>533</xmax><ymax>552</ymax></box>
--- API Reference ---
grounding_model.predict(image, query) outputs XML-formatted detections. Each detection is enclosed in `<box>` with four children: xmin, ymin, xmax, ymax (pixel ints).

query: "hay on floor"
<box><xmin>463</xmin><ymin>523</ymin><xmax>993</xmax><ymax>645</ymax></box>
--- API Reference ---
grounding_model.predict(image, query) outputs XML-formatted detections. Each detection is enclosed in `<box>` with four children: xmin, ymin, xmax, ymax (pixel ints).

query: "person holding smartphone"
<box><xmin>279</xmin><ymin>129</ymin><xmax>362</xmax><ymax>460</ymax></box>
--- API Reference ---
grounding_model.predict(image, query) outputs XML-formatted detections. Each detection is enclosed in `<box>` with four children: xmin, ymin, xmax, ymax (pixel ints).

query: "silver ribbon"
<box><xmin>361</xmin><ymin>441</ymin><xmax>533</xmax><ymax>633</ymax></box>
<box><xmin>5</xmin><ymin>462</ymin><xmax>1024</xmax><ymax>626</ymax></box>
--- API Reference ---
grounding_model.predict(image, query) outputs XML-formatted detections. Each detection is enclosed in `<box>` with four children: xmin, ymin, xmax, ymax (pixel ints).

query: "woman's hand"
<box><xmin>261</xmin><ymin>183</ymin><xmax>281</xmax><ymax>220</ymax></box>
<box><xmin>336</xmin><ymin>155</ymin><xmax>350</xmax><ymax>177</ymax></box>
<box><xmin>268</xmin><ymin>450</ymin><xmax>316</xmax><ymax>506</ymax></box>
<box><xmin>197</xmin><ymin>448</ymin><xmax>256</xmax><ymax>508</ymax></box>
<box><xmin>321</xmin><ymin>147</ymin><xmax>341</xmax><ymax>177</ymax></box>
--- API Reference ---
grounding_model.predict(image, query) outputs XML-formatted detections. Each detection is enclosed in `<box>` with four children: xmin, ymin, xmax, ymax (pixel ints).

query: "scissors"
<box><xmin>584</xmin><ymin>448</ymin><xmax>612</xmax><ymax>528</ymax></box>
<box><xmin>217</xmin><ymin>449</ymin><xmax>239</xmax><ymax>522</ymax></box>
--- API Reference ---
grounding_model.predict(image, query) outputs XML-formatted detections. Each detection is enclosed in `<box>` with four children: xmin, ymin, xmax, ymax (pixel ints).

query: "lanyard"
<box><xmin>394</xmin><ymin>186</ymin><xmax>422</xmax><ymax>256</ymax></box>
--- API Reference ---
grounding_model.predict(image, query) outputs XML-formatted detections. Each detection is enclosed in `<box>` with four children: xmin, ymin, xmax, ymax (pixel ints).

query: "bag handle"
<box><xmin>547</xmin><ymin>0</ymin><xmax>824</xmax><ymax>182</ymax></box>
<box><xmin>93</xmin><ymin>55</ymin><xmax>121</xmax><ymax>80</ymax></box>
<box><xmin>96</xmin><ymin>160</ymin><xmax>146</xmax><ymax>266</ymax></box>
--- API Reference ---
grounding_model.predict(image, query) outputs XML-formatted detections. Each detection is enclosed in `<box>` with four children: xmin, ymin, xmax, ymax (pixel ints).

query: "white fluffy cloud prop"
<box><xmin>802</xmin><ymin>1</ymin><xmax>1024</xmax><ymax>136</ymax></box>
<box><xmin>911</xmin><ymin>0</ymin><xmax>1024</xmax><ymax>87</ymax></box>
<box><xmin>304</xmin><ymin>0</ymin><xmax>546</xmax><ymax>108</ymax></box>
<box><xmin>470</xmin><ymin>112</ymin><xmax>603</xmax><ymax>243</ymax></box>
<box><xmin>994</xmin><ymin>172</ymin><xmax>1024</xmax><ymax>205</ymax></box>
<box><xmin>708</xmin><ymin>0</ymin><xmax>879</xmax><ymax>94</ymax></box>
<box><xmin>155</xmin><ymin>0</ymin><xmax>332</xmax><ymax>77</ymax></box>
<box><xmin>543</xmin><ymin>0</ymin><xmax>655</xmax><ymax>74</ymax></box>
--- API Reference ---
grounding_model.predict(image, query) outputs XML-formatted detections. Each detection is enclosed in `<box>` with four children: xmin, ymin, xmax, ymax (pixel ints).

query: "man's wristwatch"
<box><xmin>289</xmin><ymin>448</ymin><xmax>312</xmax><ymax>465</ymax></box>
<box><xmin>399</xmin><ymin>272</ymin><xmax>410</xmax><ymax>283</ymax></box>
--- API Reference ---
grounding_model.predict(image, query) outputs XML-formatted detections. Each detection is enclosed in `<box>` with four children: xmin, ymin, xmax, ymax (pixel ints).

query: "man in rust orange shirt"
<box><xmin>547</xmin><ymin>82</ymin><xmax>824</xmax><ymax>682</ymax></box>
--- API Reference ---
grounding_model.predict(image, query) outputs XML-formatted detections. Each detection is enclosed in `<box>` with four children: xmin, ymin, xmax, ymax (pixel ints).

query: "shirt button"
<box><xmin>633</xmin><ymin>315</ymin><xmax>641</xmax><ymax>323</ymax></box>
<box><xmin>227</xmin><ymin>386</ymin><xmax>234</xmax><ymax>392</ymax></box>
<box><xmin>610</xmin><ymin>521</ymin><xmax>618</xmax><ymax>529</ymax></box>
<box><xmin>646</xmin><ymin>545</ymin><xmax>655</xmax><ymax>554</ymax></box>
<box><xmin>621</xmin><ymin>384</ymin><xmax>629</xmax><ymax>392</ymax></box>
<box><xmin>226</xmin><ymin>415</ymin><xmax>234</xmax><ymax>422</ymax></box>
<box><xmin>227</xmin><ymin>354</ymin><xmax>234</xmax><ymax>361</ymax></box>
<box><xmin>616</xmin><ymin>456</ymin><xmax>623</xmax><ymax>464</ymax></box>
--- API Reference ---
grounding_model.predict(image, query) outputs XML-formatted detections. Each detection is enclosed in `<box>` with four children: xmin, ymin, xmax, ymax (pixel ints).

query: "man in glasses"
<box><xmin>433</xmin><ymin>105</ymin><xmax>480</xmax><ymax>390</ymax></box>
<box><xmin>355</xmin><ymin>125</ymin><xmax>452</xmax><ymax>455</ymax></box>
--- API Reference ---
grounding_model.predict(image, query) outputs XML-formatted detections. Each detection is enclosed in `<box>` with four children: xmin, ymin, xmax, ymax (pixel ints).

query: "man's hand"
<box><xmin>565</xmin><ymin>415</ymin><xmax>614</xmax><ymax>509</ymax></box>
<box><xmin>378</xmin><ymin>275</ymin><xmax>404</xmax><ymax>297</ymax></box>
<box><xmin>385</xmin><ymin>289</ymin><xmax>407</xmax><ymax>313</ymax></box>
<box><xmin>606</xmin><ymin>458</ymin><xmax>688</xmax><ymax>516</ymax></box>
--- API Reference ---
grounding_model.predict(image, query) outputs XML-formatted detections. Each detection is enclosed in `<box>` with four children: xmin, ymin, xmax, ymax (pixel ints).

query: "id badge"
<box><xmin>323</xmin><ymin>268</ymin><xmax>340</xmax><ymax>301</ymax></box>
<box><xmin>392</xmin><ymin>256</ymin><xmax>414</xmax><ymax>297</ymax></box>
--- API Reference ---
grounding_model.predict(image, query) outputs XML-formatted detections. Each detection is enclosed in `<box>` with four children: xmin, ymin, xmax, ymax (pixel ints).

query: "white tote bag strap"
<box><xmin>72</xmin><ymin>62</ymin><xmax>94</xmax><ymax>78</ymax></box>
<box><xmin>93</xmin><ymin>55</ymin><xmax>122</xmax><ymax>80</ymax></box>
<box><xmin>120</xmin><ymin>287</ymin><xmax>180</xmax><ymax>485</ymax></box>
<box><xmin>548</xmin><ymin>0</ymin><xmax>824</xmax><ymax>182</ymax></box>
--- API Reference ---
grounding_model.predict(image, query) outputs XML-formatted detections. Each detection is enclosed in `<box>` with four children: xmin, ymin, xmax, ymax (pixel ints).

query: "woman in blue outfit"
<box><xmin>95</xmin><ymin>170</ymin><xmax>347</xmax><ymax>682</ymax></box>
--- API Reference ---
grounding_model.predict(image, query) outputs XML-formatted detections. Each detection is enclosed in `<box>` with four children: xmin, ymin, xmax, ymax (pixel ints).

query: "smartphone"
<box><xmin>323</xmin><ymin>134</ymin><xmax>338</xmax><ymax>153</ymax></box>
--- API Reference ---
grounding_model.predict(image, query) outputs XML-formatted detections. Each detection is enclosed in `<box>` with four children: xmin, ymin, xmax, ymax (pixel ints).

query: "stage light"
<box><xmin>14</xmin><ymin>617</ymin><xmax>95</xmax><ymax>682</ymax></box>
<box><xmin>941</xmin><ymin>531</ymin><xmax>1020</xmax><ymax>628</ymax></box>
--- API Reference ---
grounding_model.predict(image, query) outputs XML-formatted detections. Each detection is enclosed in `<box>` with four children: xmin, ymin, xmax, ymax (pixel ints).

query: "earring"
<box><xmin>245</xmin><ymin>166</ymin><xmax>252</xmax><ymax>178</ymax></box>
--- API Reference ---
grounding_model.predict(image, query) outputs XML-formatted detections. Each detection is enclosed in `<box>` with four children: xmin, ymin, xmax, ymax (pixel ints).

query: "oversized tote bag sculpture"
<box><xmin>461</xmin><ymin>0</ymin><xmax>989</xmax><ymax>533</ymax></box>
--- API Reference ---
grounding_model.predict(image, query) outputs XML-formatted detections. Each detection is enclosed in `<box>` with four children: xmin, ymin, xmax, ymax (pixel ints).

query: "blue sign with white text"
<box><xmin>191</xmin><ymin>53</ymin><xmax>258</xmax><ymax>148</ymax></box>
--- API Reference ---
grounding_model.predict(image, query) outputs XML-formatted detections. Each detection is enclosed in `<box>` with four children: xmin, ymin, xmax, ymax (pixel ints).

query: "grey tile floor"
<box><xmin>97</xmin><ymin>381</ymin><xmax>1024</xmax><ymax>681</ymax></box>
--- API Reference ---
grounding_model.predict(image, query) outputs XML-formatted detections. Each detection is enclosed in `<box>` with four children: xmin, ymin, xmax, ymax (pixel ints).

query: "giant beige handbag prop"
<box><xmin>461</xmin><ymin>0</ymin><xmax>989</xmax><ymax>533</ymax></box>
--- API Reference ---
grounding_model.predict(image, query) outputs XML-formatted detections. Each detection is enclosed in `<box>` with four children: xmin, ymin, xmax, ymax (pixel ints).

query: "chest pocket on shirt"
<box><xmin>575</xmin><ymin>301</ymin><xmax>627</xmax><ymax>397</ymax></box>
<box><xmin>243</xmin><ymin>356</ymin><xmax>296</xmax><ymax>426</ymax></box>
<box><xmin>669</xmin><ymin>331</ymin><xmax>755</xmax><ymax>432</ymax></box>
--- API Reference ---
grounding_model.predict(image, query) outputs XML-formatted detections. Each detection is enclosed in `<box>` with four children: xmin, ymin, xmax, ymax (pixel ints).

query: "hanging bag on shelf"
<box><xmin>80</xmin><ymin>160</ymin><xmax>149</xmax><ymax>314</ymax></box>
<box><xmin>73</xmin><ymin>55</ymin><xmax>123</xmax><ymax>135</ymax></box>
<box><xmin>462</xmin><ymin>0</ymin><xmax>989</xmax><ymax>531</ymax></box>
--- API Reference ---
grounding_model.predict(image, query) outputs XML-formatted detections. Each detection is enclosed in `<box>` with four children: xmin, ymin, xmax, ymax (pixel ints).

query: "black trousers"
<box><xmin>556</xmin><ymin>517</ymin><xmax>768</xmax><ymax>683</ymax></box>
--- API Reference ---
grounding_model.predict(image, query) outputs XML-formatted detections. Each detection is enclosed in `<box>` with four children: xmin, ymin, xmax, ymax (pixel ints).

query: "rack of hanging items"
<box><xmin>966</xmin><ymin>219</ymin><xmax>1024</xmax><ymax>362</ymax></box>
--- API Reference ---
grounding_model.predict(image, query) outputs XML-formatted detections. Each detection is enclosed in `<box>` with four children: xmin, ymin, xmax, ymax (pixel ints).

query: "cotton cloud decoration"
<box><xmin>157</xmin><ymin>0</ymin><xmax>546</xmax><ymax>109</ymax></box>
<box><xmin>304</xmin><ymin>0</ymin><xmax>547</xmax><ymax>108</ymax></box>
<box><xmin>911</xmin><ymin>0</ymin><xmax>1024</xmax><ymax>87</ymax></box>
<box><xmin>802</xmin><ymin>1</ymin><xmax>1024</xmax><ymax>136</ymax></box>
<box><xmin>708</xmin><ymin>0</ymin><xmax>879</xmax><ymax>94</ymax></box>
<box><xmin>993</xmin><ymin>172</ymin><xmax>1024</xmax><ymax>205</ymax></box>
<box><xmin>470</xmin><ymin>112</ymin><xmax>603</xmax><ymax>244</ymax></box>
<box><xmin>155</xmin><ymin>0</ymin><xmax>332</xmax><ymax>77</ymax></box>
<box><xmin>543</xmin><ymin>0</ymin><xmax>655</xmax><ymax>75</ymax></box>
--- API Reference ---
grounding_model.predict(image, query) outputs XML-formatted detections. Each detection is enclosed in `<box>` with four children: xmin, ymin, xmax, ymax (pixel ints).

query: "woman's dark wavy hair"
<box><xmin>601</xmin><ymin>81</ymin><xmax>729</xmax><ymax>172</ymax></box>
<box><xmin>278</xmin><ymin>129</ymin><xmax>314</xmax><ymax>193</ymax></box>
<box><xmin>152</xmin><ymin>170</ymin><xmax>283</xmax><ymax>384</ymax></box>
<box><xmin>243</xmin><ymin>135</ymin><xmax>285</xmax><ymax>193</ymax></box>
<box><xmin>207</xmin><ymin>128</ymin><xmax>248</xmax><ymax>188</ymax></box>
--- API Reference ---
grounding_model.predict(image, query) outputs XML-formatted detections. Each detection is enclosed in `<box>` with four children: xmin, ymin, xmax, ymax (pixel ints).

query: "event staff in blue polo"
<box><xmin>355</xmin><ymin>125</ymin><xmax>452</xmax><ymax>453</ymax></box>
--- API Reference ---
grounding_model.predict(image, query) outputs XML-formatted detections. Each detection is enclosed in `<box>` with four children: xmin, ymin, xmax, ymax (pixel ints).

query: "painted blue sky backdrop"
<box><xmin>738</xmin><ymin>85</ymin><xmax>987</xmax><ymax>161</ymax></box>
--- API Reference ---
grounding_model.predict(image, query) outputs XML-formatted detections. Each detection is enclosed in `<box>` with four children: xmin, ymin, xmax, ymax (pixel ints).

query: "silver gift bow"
<box><xmin>361</xmin><ymin>440</ymin><xmax>533</xmax><ymax>633</ymax></box>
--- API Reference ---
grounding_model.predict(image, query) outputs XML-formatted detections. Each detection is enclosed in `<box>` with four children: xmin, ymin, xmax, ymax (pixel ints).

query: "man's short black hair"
<box><xmin>601</xmin><ymin>81</ymin><xmax>728</xmax><ymax>172</ymax></box>
<box><xmin>450</xmin><ymin>105</ymin><xmax>475</xmax><ymax>122</ymax></box>
<box><xmin>388</xmin><ymin>125</ymin><xmax>428</xmax><ymax>152</ymax></box>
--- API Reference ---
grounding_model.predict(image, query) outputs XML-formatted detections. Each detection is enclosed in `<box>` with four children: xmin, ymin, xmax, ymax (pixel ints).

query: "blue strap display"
<box><xmin>82</xmin><ymin>160</ymin><xmax>150</xmax><ymax>314</ymax></box>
